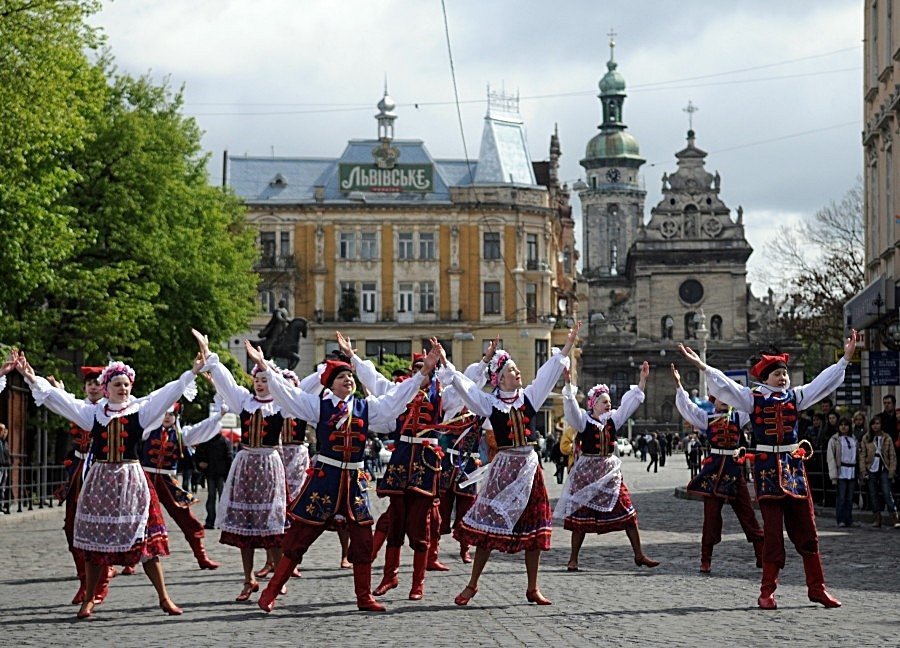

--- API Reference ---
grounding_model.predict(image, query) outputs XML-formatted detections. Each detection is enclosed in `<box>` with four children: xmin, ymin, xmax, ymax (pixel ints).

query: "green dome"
<box><xmin>599</xmin><ymin>61</ymin><xmax>625</xmax><ymax>94</ymax></box>
<box><xmin>585</xmin><ymin>130</ymin><xmax>640</xmax><ymax>160</ymax></box>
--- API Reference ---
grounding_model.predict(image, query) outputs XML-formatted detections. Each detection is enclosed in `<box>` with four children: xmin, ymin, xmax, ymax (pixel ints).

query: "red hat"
<box><xmin>751</xmin><ymin>353</ymin><xmax>789</xmax><ymax>380</ymax></box>
<box><xmin>80</xmin><ymin>366</ymin><xmax>105</xmax><ymax>381</ymax></box>
<box><xmin>166</xmin><ymin>402</ymin><xmax>182</xmax><ymax>415</ymax></box>
<box><xmin>411</xmin><ymin>352</ymin><xmax>425</xmax><ymax>367</ymax></box>
<box><xmin>321</xmin><ymin>359</ymin><xmax>353</xmax><ymax>388</ymax></box>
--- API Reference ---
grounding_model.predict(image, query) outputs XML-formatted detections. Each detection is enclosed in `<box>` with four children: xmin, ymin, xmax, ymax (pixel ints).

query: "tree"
<box><xmin>0</xmin><ymin>1</ymin><xmax>259</xmax><ymax>389</ymax></box>
<box><xmin>759</xmin><ymin>180</ymin><xmax>865</xmax><ymax>375</ymax></box>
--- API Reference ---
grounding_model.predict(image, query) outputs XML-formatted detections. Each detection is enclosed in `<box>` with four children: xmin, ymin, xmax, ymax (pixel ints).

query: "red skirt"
<box><xmin>219</xmin><ymin>530</ymin><xmax>285</xmax><ymax>550</ymax></box>
<box><xmin>85</xmin><ymin>473</ymin><xmax>170</xmax><ymax>566</ymax></box>
<box><xmin>453</xmin><ymin>466</ymin><xmax>552</xmax><ymax>554</ymax></box>
<box><xmin>563</xmin><ymin>481</ymin><xmax>638</xmax><ymax>534</ymax></box>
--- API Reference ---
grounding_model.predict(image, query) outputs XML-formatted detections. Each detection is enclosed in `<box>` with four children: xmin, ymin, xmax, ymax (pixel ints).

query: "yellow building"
<box><xmin>226</xmin><ymin>89</ymin><xmax>579</xmax><ymax>434</ymax></box>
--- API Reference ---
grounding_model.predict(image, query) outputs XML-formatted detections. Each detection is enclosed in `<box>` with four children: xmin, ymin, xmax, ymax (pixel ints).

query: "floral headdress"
<box><xmin>99</xmin><ymin>360</ymin><xmax>136</xmax><ymax>396</ymax></box>
<box><xmin>487</xmin><ymin>349</ymin><xmax>512</xmax><ymax>387</ymax></box>
<box><xmin>281</xmin><ymin>369</ymin><xmax>300</xmax><ymax>386</ymax></box>
<box><xmin>586</xmin><ymin>384</ymin><xmax>610</xmax><ymax>412</ymax></box>
<box><xmin>251</xmin><ymin>359</ymin><xmax>280</xmax><ymax>377</ymax></box>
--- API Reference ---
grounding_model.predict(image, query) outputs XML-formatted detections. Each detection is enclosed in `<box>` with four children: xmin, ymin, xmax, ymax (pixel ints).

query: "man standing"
<box><xmin>646</xmin><ymin>433</ymin><xmax>660</xmax><ymax>473</ymax></box>
<box><xmin>881</xmin><ymin>394</ymin><xmax>898</xmax><ymax>443</ymax></box>
<box><xmin>195</xmin><ymin>427</ymin><xmax>233</xmax><ymax>529</ymax></box>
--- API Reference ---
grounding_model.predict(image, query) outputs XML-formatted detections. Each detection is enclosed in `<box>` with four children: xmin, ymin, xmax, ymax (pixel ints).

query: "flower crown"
<box><xmin>281</xmin><ymin>369</ymin><xmax>300</xmax><ymax>386</ymax></box>
<box><xmin>487</xmin><ymin>349</ymin><xmax>512</xmax><ymax>387</ymax></box>
<box><xmin>586</xmin><ymin>384</ymin><xmax>610</xmax><ymax>411</ymax></box>
<box><xmin>99</xmin><ymin>360</ymin><xmax>136</xmax><ymax>395</ymax></box>
<box><xmin>251</xmin><ymin>359</ymin><xmax>280</xmax><ymax>377</ymax></box>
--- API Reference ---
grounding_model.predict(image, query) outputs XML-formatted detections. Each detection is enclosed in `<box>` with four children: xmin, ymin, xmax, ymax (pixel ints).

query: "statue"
<box><xmin>714</xmin><ymin>171</ymin><xmax>720</xmax><ymax>192</ymax></box>
<box><xmin>661</xmin><ymin>172</ymin><xmax>669</xmax><ymax>192</ymax></box>
<box><xmin>259</xmin><ymin>299</ymin><xmax>290</xmax><ymax>358</ymax></box>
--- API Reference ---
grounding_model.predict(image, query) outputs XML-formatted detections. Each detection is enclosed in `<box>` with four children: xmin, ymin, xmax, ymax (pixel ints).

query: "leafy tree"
<box><xmin>758</xmin><ymin>180</ymin><xmax>865</xmax><ymax>375</ymax></box>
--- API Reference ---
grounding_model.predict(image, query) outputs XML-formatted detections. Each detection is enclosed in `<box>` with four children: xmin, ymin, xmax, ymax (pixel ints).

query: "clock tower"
<box><xmin>578</xmin><ymin>34</ymin><xmax>646</xmax><ymax>279</ymax></box>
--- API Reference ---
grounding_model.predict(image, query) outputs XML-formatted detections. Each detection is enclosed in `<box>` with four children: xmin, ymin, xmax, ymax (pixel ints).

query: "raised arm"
<box><xmin>137</xmin><ymin>354</ymin><xmax>203</xmax><ymax>428</ymax></box>
<box><xmin>182</xmin><ymin>408</ymin><xmax>227</xmax><ymax>446</ymax></box>
<box><xmin>672</xmin><ymin>364</ymin><xmax>708</xmax><ymax>430</ymax></box>
<box><xmin>523</xmin><ymin>322</ymin><xmax>580</xmax><ymax>410</ymax></box>
<box><xmin>367</xmin><ymin>345</ymin><xmax>443</xmax><ymax>428</ymax></box>
<box><xmin>561</xmin><ymin>369</ymin><xmax>587</xmax><ymax>432</ymax></box>
<box><xmin>436</xmin><ymin>365</ymin><xmax>495</xmax><ymax>417</ymax></box>
<box><xmin>263</xmin><ymin>366</ymin><xmax>321</xmax><ymax>422</ymax></box>
<box><xmin>16</xmin><ymin>352</ymin><xmax>95</xmax><ymax>429</ymax></box>
<box><xmin>610</xmin><ymin>361</ymin><xmax>649</xmax><ymax>429</ymax></box>
<box><xmin>795</xmin><ymin>330</ymin><xmax>857</xmax><ymax>410</ymax></box>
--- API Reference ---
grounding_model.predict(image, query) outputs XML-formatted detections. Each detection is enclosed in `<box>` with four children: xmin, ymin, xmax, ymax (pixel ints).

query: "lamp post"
<box><xmin>696</xmin><ymin>309</ymin><xmax>709</xmax><ymax>397</ymax></box>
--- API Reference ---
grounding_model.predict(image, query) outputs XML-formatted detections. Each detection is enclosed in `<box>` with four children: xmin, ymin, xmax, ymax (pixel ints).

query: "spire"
<box><xmin>375</xmin><ymin>81</ymin><xmax>397</xmax><ymax>142</ymax></box>
<box><xmin>598</xmin><ymin>29</ymin><xmax>627</xmax><ymax>130</ymax></box>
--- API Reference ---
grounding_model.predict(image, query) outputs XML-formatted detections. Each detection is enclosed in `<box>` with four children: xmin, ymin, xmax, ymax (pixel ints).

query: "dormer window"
<box><xmin>269</xmin><ymin>173</ymin><xmax>288</xmax><ymax>188</ymax></box>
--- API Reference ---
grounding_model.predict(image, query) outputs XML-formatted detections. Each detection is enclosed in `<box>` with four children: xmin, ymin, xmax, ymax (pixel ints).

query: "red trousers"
<box><xmin>438</xmin><ymin>488</ymin><xmax>475</xmax><ymax>535</ymax></box>
<box><xmin>383</xmin><ymin>493</ymin><xmax>433</xmax><ymax>552</ymax></box>
<box><xmin>759</xmin><ymin>495</ymin><xmax>819</xmax><ymax>568</ymax></box>
<box><xmin>282</xmin><ymin>518</ymin><xmax>373</xmax><ymax>565</ymax></box>
<box><xmin>701</xmin><ymin>485</ymin><xmax>764</xmax><ymax>552</ymax></box>
<box><xmin>147</xmin><ymin>473</ymin><xmax>204</xmax><ymax>544</ymax></box>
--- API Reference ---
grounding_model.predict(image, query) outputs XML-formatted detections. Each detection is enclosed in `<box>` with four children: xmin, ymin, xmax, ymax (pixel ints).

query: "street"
<box><xmin>1</xmin><ymin>454</ymin><xmax>897</xmax><ymax>647</ymax></box>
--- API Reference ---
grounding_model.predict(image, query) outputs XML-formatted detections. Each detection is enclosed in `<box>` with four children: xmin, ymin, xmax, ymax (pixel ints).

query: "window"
<box><xmin>338</xmin><ymin>282</ymin><xmax>357</xmax><ymax>322</ymax></box>
<box><xmin>360</xmin><ymin>231</ymin><xmax>377</xmax><ymax>260</ymax></box>
<box><xmin>398</xmin><ymin>232</ymin><xmax>413</xmax><ymax>260</ymax></box>
<box><xmin>611</xmin><ymin>370</ymin><xmax>628</xmax><ymax>402</ymax></box>
<box><xmin>419</xmin><ymin>232</ymin><xmax>435</xmax><ymax>260</ymax></box>
<box><xmin>419</xmin><ymin>281</ymin><xmax>435</xmax><ymax>313</ymax></box>
<box><xmin>563</xmin><ymin>247</ymin><xmax>572</xmax><ymax>273</ymax></box>
<box><xmin>259</xmin><ymin>289</ymin><xmax>275</xmax><ymax>313</ymax></box>
<box><xmin>534</xmin><ymin>339</ymin><xmax>548</xmax><ymax>374</ymax></box>
<box><xmin>398</xmin><ymin>283</ymin><xmax>414</xmax><ymax>313</ymax></box>
<box><xmin>710</xmin><ymin>315</ymin><xmax>723</xmax><ymax>340</ymax></box>
<box><xmin>280</xmin><ymin>231</ymin><xmax>291</xmax><ymax>257</ymax></box>
<box><xmin>484</xmin><ymin>281</ymin><xmax>501</xmax><ymax>314</ymax></box>
<box><xmin>339</xmin><ymin>232</ymin><xmax>356</xmax><ymax>259</ymax></box>
<box><xmin>526</xmin><ymin>233</ymin><xmax>538</xmax><ymax>269</ymax></box>
<box><xmin>260</xmin><ymin>231</ymin><xmax>276</xmax><ymax>261</ymax></box>
<box><xmin>684</xmin><ymin>312</ymin><xmax>698</xmax><ymax>339</ymax></box>
<box><xmin>279</xmin><ymin>290</ymin><xmax>291</xmax><ymax>311</ymax></box>
<box><xmin>526</xmin><ymin>283</ymin><xmax>537</xmax><ymax>323</ymax></box>
<box><xmin>365</xmin><ymin>340</ymin><xmax>412</xmax><ymax>362</ymax></box>
<box><xmin>361</xmin><ymin>282</ymin><xmax>377</xmax><ymax>313</ymax></box>
<box><xmin>483</xmin><ymin>232</ymin><xmax>501</xmax><ymax>260</ymax></box>
<box><xmin>661</xmin><ymin>315</ymin><xmax>674</xmax><ymax>340</ymax></box>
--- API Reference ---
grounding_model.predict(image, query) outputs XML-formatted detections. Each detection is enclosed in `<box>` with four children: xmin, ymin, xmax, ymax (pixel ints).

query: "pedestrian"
<box><xmin>826</xmin><ymin>416</ymin><xmax>859</xmax><ymax>527</ymax></box>
<box><xmin>646</xmin><ymin>433</ymin><xmax>660</xmax><ymax>473</ymax></box>
<box><xmin>637</xmin><ymin>434</ymin><xmax>647</xmax><ymax>462</ymax></box>
<box><xmin>555</xmin><ymin>362</ymin><xmax>658</xmax><ymax>572</ymax></box>
<box><xmin>880</xmin><ymin>394</ymin><xmax>898</xmax><ymax>443</ymax></box>
<box><xmin>678</xmin><ymin>330</ymin><xmax>857</xmax><ymax>610</ymax></box>
<box><xmin>439</xmin><ymin>323</ymin><xmax>581</xmax><ymax>607</ymax></box>
<box><xmin>249</xmin><ymin>335</ymin><xmax>444</xmax><ymax>613</ymax></box>
<box><xmin>673</xmin><ymin>365</ymin><xmax>764</xmax><ymax>573</ymax></box>
<box><xmin>851</xmin><ymin>410</ymin><xmax>867</xmax><ymax>441</ymax></box>
<box><xmin>658</xmin><ymin>433</ymin><xmax>667</xmax><ymax>468</ymax></box>
<box><xmin>194</xmin><ymin>424</ymin><xmax>233</xmax><ymax>530</ymax></box>
<box><xmin>859</xmin><ymin>415</ymin><xmax>899</xmax><ymax>528</ymax></box>
<box><xmin>18</xmin><ymin>351</ymin><xmax>202</xmax><ymax>618</ymax></box>
<box><xmin>549</xmin><ymin>438</ymin><xmax>566</xmax><ymax>484</ymax></box>
<box><xmin>0</xmin><ymin>422</ymin><xmax>10</xmax><ymax>515</ymax></box>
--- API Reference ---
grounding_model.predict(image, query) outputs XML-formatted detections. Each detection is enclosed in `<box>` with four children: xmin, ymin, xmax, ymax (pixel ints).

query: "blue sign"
<box><xmin>869</xmin><ymin>351</ymin><xmax>900</xmax><ymax>386</ymax></box>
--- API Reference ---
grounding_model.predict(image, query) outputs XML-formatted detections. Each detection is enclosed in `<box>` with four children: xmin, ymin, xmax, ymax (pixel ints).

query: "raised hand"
<box><xmin>640</xmin><ymin>361</ymin><xmax>650</xmax><ymax>381</ymax></box>
<box><xmin>15</xmin><ymin>351</ymin><xmax>36</xmax><ymax>382</ymax></box>
<box><xmin>843</xmin><ymin>329</ymin><xmax>858</xmax><ymax>361</ymax></box>
<box><xmin>677</xmin><ymin>343</ymin><xmax>706</xmax><ymax>370</ymax></box>
<box><xmin>562</xmin><ymin>320</ymin><xmax>582</xmax><ymax>355</ymax></box>
<box><xmin>562</xmin><ymin>367</ymin><xmax>571</xmax><ymax>385</ymax></box>
<box><xmin>244</xmin><ymin>340</ymin><xmax>267</xmax><ymax>370</ymax></box>
<box><xmin>47</xmin><ymin>375</ymin><xmax>65</xmax><ymax>390</ymax></box>
<box><xmin>191</xmin><ymin>329</ymin><xmax>211</xmax><ymax>359</ymax></box>
<box><xmin>421</xmin><ymin>343</ymin><xmax>443</xmax><ymax>374</ymax></box>
<box><xmin>191</xmin><ymin>352</ymin><xmax>205</xmax><ymax>375</ymax></box>
<box><xmin>483</xmin><ymin>335</ymin><xmax>500</xmax><ymax>362</ymax></box>
<box><xmin>670</xmin><ymin>363</ymin><xmax>682</xmax><ymax>387</ymax></box>
<box><xmin>0</xmin><ymin>349</ymin><xmax>18</xmax><ymax>377</ymax></box>
<box><xmin>336</xmin><ymin>331</ymin><xmax>354</xmax><ymax>359</ymax></box>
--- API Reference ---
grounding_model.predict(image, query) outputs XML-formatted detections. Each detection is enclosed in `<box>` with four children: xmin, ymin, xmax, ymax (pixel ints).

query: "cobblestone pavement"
<box><xmin>1</xmin><ymin>456</ymin><xmax>898</xmax><ymax>647</ymax></box>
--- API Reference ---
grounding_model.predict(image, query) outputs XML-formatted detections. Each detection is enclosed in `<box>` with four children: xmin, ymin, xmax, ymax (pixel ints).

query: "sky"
<box><xmin>91</xmin><ymin>0</ymin><xmax>863</xmax><ymax>297</ymax></box>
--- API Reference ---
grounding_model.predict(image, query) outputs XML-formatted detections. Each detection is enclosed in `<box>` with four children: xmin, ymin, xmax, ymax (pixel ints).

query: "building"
<box><xmin>850</xmin><ymin>1</ymin><xmax>900</xmax><ymax>406</ymax></box>
<box><xmin>225</xmin><ymin>88</ymin><xmax>578</xmax><ymax>434</ymax></box>
<box><xmin>577</xmin><ymin>39</ymin><xmax>779</xmax><ymax>432</ymax></box>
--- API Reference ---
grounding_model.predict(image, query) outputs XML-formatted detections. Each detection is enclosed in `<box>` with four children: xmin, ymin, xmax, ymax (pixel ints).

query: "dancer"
<box><xmin>248</xmin><ymin>336</ymin><xmax>443</xmax><ymax>613</ymax></box>
<box><xmin>678</xmin><ymin>330</ymin><xmax>857</xmax><ymax>609</ymax></box>
<box><xmin>140</xmin><ymin>402</ymin><xmax>226</xmax><ymax>570</ymax></box>
<box><xmin>438</xmin><ymin>322</ymin><xmax>581</xmax><ymax>607</ymax></box>
<box><xmin>555</xmin><ymin>362</ymin><xmax>658</xmax><ymax>572</ymax></box>
<box><xmin>672</xmin><ymin>364</ymin><xmax>764</xmax><ymax>573</ymax></box>
<box><xmin>191</xmin><ymin>330</ymin><xmax>289</xmax><ymax>603</ymax></box>
<box><xmin>17</xmin><ymin>352</ymin><xmax>202</xmax><ymax>618</ymax></box>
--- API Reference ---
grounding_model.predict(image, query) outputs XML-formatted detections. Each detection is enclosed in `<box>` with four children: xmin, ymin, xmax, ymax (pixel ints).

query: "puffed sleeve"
<box><xmin>794</xmin><ymin>358</ymin><xmax>848</xmax><ymax>411</ymax></box>
<box><xmin>137</xmin><ymin>370</ymin><xmax>198</xmax><ymax>429</ymax></box>
<box><xmin>436</xmin><ymin>365</ymin><xmax>494</xmax><ymax>417</ymax></box>
<box><xmin>610</xmin><ymin>385</ymin><xmax>646</xmax><ymax>430</ymax></box>
<box><xmin>523</xmin><ymin>350</ymin><xmax>569</xmax><ymax>410</ymax></box>
<box><xmin>264</xmin><ymin>369</ymin><xmax>321</xmax><ymax>422</ymax></box>
<box><xmin>562</xmin><ymin>383</ymin><xmax>587</xmax><ymax>432</ymax></box>
<box><xmin>704</xmin><ymin>365</ymin><xmax>754</xmax><ymax>413</ymax></box>
<box><xmin>182</xmin><ymin>410</ymin><xmax>226</xmax><ymax>446</ymax></box>
<box><xmin>674</xmin><ymin>386</ymin><xmax>707</xmax><ymax>430</ymax></box>
<box><xmin>352</xmin><ymin>355</ymin><xmax>392</xmax><ymax>398</ymax></box>
<box><xmin>27</xmin><ymin>376</ymin><xmax>95</xmax><ymax>430</ymax></box>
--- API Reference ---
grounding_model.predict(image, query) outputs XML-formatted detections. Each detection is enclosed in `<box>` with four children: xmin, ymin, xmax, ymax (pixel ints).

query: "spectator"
<box><xmin>194</xmin><ymin>431</ymin><xmax>234</xmax><ymax>530</ymax></box>
<box><xmin>859</xmin><ymin>416</ymin><xmax>899</xmax><ymax>528</ymax></box>
<box><xmin>802</xmin><ymin>412</ymin><xmax>825</xmax><ymax>447</ymax></box>
<box><xmin>637</xmin><ymin>434</ymin><xmax>647</xmax><ymax>462</ymax></box>
<box><xmin>881</xmin><ymin>394</ymin><xmax>899</xmax><ymax>443</ymax></box>
<box><xmin>826</xmin><ymin>417</ymin><xmax>859</xmax><ymax>527</ymax></box>
<box><xmin>0</xmin><ymin>423</ymin><xmax>10</xmax><ymax>514</ymax></box>
<box><xmin>851</xmin><ymin>410</ymin><xmax>867</xmax><ymax>441</ymax></box>
<box><xmin>685</xmin><ymin>434</ymin><xmax>702</xmax><ymax>479</ymax></box>
<box><xmin>549</xmin><ymin>438</ymin><xmax>566</xmax><ymax>484</ymax></box>
<box><xmin>817</xmin><ymin>411</ymin><xmax>839</xmax><ymax>452</ymax></box>
<box><xmin>819</xmin><ymin>397</ymin><xmax>834</xmax><ymax>419</ymax></box>
<box><xmin>658</xmin><ymin>433</ymin><xmax>667</xmax><ymax>468</ymax></box>
<box><xmin>646</xmin><ymin>433</ymin><xmax>660</xmax><ymax>473</ymax></box>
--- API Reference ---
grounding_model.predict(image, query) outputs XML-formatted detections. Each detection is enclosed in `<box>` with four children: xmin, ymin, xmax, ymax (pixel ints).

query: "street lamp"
<box><xmin>695</xmin><ymin>310</ymin><xmax>709</xmax><ymax>397</ymax></box>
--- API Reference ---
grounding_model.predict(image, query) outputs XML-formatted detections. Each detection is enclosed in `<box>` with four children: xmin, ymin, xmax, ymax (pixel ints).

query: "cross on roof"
<box><xmin>607</xmin><ymin>28</ymin><xmax>617</xmax><ymax>59</ymax></box>
<box><xmin>683</xmin><ymin>100</ymin><xmax>699</xmax><ymax>130</ymax></box>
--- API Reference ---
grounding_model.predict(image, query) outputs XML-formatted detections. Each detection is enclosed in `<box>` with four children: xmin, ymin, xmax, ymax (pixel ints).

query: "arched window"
<box><xmin>710</xmin><ymin>315</ymin><xmax>723</xmax><ymax>340</ymax></box>
<box><xmin>661</xmin><ymin>315</ymin><xmax>674</xmax><ymax>340</ymax></box>
<box><xmin>660</xmin><ymin>401</ymin><xmax>674</xmax><ymax>423</ymax></box>
<box><xmin>684</xmin><ymin>312</ymin><xmax>698</xmax><ymax>339</ymax></box>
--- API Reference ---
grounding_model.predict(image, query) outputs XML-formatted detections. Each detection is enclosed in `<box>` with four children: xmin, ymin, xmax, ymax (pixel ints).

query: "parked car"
<box><xmin>615</xmin><ymin>437</ymin><xmax>633</xmax><ymax>457</ymax></box>
<box><xmin>378</xmin><ymin>438</ymin><xmax>395</xmax><ymax>465</ymax></box>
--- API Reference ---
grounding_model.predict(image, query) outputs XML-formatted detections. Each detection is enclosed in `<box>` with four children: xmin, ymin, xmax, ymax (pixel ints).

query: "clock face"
<box><xmin>606</xmin><ymin>168</ymin><xmax>621</xmax><ymax>183</ymax></box>
<box><xmin>679</xmin><ymin>279</ymin><xmax>704</xmax><ymax>304</ymax></box>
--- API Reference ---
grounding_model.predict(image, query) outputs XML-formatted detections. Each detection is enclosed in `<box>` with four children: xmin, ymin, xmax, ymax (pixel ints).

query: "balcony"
<box><xmin>526</xmin><ymin>259</ymin><xmax>550</xmax><ymax>271</ymax></box>
<box><xmin>255</xmin><ymin>254</ymin><xmax>297</xmax><ymax>271</ymax></box>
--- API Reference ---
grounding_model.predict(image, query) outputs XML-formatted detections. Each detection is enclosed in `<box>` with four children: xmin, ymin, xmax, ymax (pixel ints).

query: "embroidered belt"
<box><xmin>754</xmin><ymin>443</ymin><xmax>799</xmax><ymax>453</ymax></box>
<box><xmin>74</xmin><ymin>450</ymin><xmax>89</xmax><ymax>460</ymax></box>
<box><xmin>142</xmin><ymin>466</ymin><xmax>177</xmax><ymax>475</ymax></box>
<box><xmin>96</xmin><ymin>459</ymin><xmax>140</xmax><ymax>464</ymax></box>
<box><xmin>316</xmin><ymin>455</ymin><xmax>364</xmax><ymax>470</ymax></box>
<box><xmin>400</xmin><ymin>435</ymin><xmax>439</xmax><ymax>445</ymax></box>
<box><xmin>581</xmin><ymin>451</ymin><xmax>613</xmax><ymax>457</ymax></box>
<box><xmin>840</xmin><ymin>462</ymin><xmax>856</xmax><ymax>467</ymax></box>
<box><xmin>709</xmin><ymin>448</ymin><xmax>739</xmax><ymax>456</ymax></box>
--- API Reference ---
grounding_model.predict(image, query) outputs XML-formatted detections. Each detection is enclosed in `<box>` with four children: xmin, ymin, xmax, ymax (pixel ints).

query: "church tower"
<box><xmin>578</xmin><ymin>34</ymin><xmax>646</xmax><ymax>279</ymax></box>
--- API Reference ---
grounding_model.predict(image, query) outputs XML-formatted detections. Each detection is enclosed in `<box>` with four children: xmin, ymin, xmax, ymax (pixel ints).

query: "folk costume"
<box><xmin>555</xmin><ymin>384</ymin><xmax>644</xmax><ymax>537</ymax></box>
<box><xmin>279</xmin><ymin>369</ymin><xmax>314</xmax><ymax>502</ymax></box>
<box><xmin>704</xmin><ymin>353</ymin><xmax>847</xmax><ymax>609</ymax></box>
<box><xmin>256</xmin><ymin>359</ymin><xmax>433</xmax><ymax>613</ymax></box>
<box><xmin>205</xmin><ymin>353</ymin><xmax>288</xmax><ymax>551</ymax></box>
<box><xmin>140</xmin><ymin>405</ymin><xmax>225</xmax><ymax>569</ymax></box>
<box><xmin>674</xmin><ymin>388</ymin><xmax>764</xmax><ymax>573</ymax></box>
<box><xmin>438</xmin><ymin>351</ymin><xmax>567</xmax><ymax>555</ymax></box>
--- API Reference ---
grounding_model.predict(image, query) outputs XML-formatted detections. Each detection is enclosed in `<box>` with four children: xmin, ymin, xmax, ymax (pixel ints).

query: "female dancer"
<box><xmin>192</xmin><ymin>329</ymin><xmax>289</xmax><ymax>602</ymax></box>
<box><xmin>678</xmin><ymin>330</ymin><xmax>856</xmax><ymax>609</ymax></box>
<box><xmin>555</xmin><ymin>362</ymin><xmax>657</xmax><ymax>571</ymax></box>
<box><xmin>17</xmin><ymin>351</ymin><xmax>201</xmax><ymax>618</ymax></box>
<box><xmin>438</xmin><ymin>322</ymin><xmax>580</xmax><ymax>606</ymax></box>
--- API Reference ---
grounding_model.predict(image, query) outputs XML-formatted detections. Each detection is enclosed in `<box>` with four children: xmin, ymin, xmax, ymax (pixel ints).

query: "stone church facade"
<box><xmin>577</xmin><ymin>41</ymin><xmax>778</xmax><ymax>432</ymax></box>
